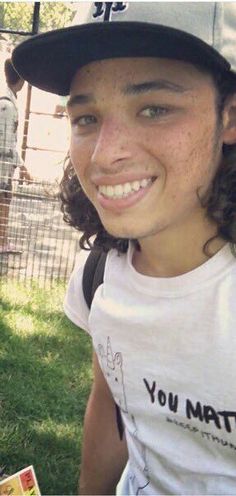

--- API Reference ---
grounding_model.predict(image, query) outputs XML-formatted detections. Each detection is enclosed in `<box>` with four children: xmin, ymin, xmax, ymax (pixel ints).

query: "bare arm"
<box><xmin>79</xmin><ymin>351</ymin><xmax>128</xmax><ymax>495</ymax></box>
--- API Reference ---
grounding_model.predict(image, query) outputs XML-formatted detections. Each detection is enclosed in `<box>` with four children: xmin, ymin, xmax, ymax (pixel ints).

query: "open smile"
<box><xmin>98</xmin><ymin>177</ymin><xmax>156</xmax><ymax>200</ymax></box>
<box><xmin>96</xmin><ymin>176</ymin><xmax>157</xmax><ymax>211</ymax></box>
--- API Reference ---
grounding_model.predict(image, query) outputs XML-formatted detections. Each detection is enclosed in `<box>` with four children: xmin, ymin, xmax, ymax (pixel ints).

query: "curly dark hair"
<box><xmin>60</xmin><ymin>67</ymin><xmax>236</xmax><ymax>255</ymax></box>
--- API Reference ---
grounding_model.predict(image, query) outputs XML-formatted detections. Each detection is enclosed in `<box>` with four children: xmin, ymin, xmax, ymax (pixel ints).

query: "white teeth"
<box><xmin>141</xmin><ymin>178</ymin><xmax>149</xmax><ymax>188</ymax></box>
<box><xmin>123</xmin><ymin>182</ymin><xmax>132</xmax><ymax>195</ymax></box>
<box><xmin>132</xmin><ymin>180</ymin><xmax>140</xmax><ymax>192</ymax></box>
<box><xmin>114</xmin><ymin>184</ymin><xmax>123</xmax><ymax>196</ymax></box>
<box><xmin>106</xmin><ymin>186</ymin><xmax>114</xmax><ymax>198</ymax></box>
<box><xmin>98</xmin><ymin>178</ymin><xmax>152</xmax><ymax>199</ymax></box>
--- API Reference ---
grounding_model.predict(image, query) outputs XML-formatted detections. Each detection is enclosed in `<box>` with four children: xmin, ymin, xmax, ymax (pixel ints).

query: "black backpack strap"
<box><xmin>82</xmin><ymin>247</ymin><xmax>124</xmax><ymax>441</ymax></box>
<box><xmin>82</xmin><ymin>248</ymin><xmax>107</xmax><ymax>308</ymax></box>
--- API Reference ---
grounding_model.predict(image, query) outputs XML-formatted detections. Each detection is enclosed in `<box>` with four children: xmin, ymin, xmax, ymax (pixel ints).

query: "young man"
<box><xmin>12</xmin><ymin>3</ymin><xmax>236</xmax><ymax>494</ymax></box>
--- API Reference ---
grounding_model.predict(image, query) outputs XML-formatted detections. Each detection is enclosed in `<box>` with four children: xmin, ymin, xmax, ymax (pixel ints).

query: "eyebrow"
<box><xmin>67</xmin><ymin>93</ymin><xmax>95</xmax><ymax>108</ymax></box>
<box><xmin>67</xmin><ymin>79</ymin><xmax>190</xmax><ymax>108</ymax></box>
<box><xmin>123</xmin><ymin>79</ymin><xmax>190</xmax><ymax>95</ymax></box>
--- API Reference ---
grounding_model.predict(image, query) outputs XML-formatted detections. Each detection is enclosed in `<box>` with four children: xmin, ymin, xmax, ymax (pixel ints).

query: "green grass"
<box><xmin>0</xmin><ymin>280</ymin><xmax>92</xmax><ymax>495</ymax></box>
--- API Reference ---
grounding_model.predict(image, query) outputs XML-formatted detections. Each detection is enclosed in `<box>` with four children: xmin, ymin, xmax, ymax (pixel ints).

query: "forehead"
<box><xmin>70</xmin><ymin>57</ymin><xmax>214</xmax><ymax>96</ymax></box>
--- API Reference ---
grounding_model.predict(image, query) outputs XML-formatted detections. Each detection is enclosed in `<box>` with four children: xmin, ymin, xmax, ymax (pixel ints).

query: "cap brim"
<box><xmin>12</xmin><ymin>22</ymin><xmax>230</xmax><ymax>95</ymax></box>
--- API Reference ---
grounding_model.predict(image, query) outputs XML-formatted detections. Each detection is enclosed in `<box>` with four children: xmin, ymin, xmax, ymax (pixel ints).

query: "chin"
<box><xmin>103</xmin><ymin>221</ymin><xmax>149</xmax><ymax>241</ymax></box>
<box><xmin>102</xmin><ymin>222</ymin><xmax>134</xmax><ymax>240</ymax></box>
<box><xmin>99</xmin><ymin>208</ymin><xmax>162</xmax><ymax>240</ymax></box>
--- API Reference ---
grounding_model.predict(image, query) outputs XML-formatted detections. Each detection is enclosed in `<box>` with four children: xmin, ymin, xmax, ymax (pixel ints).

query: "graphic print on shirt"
<box><xmin>97</xmin><ymin>337</ymin><xmax>150</xmax><ymax>494</ymax></box>
<box><xmin>128</xmin><ymin>414</ymin><xmax>150</xmax><ymax>495</ymax></box>
<box><xmin>143</xmin><ymin>377</ymin><xmax>236</xmax><ymax>452</ymax></box>
<box><xmin>98</xmin><ymin>336</ymin><xmax>128</xmax><ymax>412</ymax></box>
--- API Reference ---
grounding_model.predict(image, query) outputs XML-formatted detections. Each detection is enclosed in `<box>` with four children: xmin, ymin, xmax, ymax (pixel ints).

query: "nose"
<box><xmin>91</xmin><ymin>118</ymin><xmax>132</xmax><ymax>170</ymax></box>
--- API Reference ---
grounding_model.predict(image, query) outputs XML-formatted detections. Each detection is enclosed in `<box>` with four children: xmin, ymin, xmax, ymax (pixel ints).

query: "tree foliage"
<box><xmin>0</xmin><ymin>2</ymin><xmax>74</xmax><ymax>44</ymax></box>
<box><xmin>39</xmin><ymin>3</ymin><xmax>75</xmax><ymax>32</ymax></box>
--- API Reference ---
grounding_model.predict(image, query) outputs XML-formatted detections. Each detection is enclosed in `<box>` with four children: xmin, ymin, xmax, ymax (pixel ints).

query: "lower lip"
<box><xmin>97</xmin><ymin>180</ymin><xmax>155</xmax><ymax>211</ymax></box>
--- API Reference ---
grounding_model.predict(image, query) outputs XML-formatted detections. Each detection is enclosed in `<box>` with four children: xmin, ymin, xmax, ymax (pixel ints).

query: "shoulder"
<box><xmin>0</xmin><ymin>97</ymin><xmax>15</xmax><ymax>115</ymax></box>
<box><xmin>64</xmin><ymin>250</ymin><xmax>90</xmax><ymax>329</ymax></box>
<box><xmin>63</xmin><ymin>247</ymin><xmax>128</xmax><ymax>331</ymax></box>
<box><xmin>0</xmin><ymin>97</ymin><xmax>13</xmax><ymax>107</ymax></box>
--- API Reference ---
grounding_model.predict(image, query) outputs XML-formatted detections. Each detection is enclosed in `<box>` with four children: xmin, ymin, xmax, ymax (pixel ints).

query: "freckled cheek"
<box><xmin>144</xmin><ymin>128</ymin><xmax>194</xmax><ymax>179</ymax></box>
<box><xmin>69</xmin><ymin>137</ymin><xmax>93</xmax><ymax>180</ymax></box>
<box><xmin>151</xmin><ymin>123</ymin><xmax>215</xmax><ymax>181</ymax></box>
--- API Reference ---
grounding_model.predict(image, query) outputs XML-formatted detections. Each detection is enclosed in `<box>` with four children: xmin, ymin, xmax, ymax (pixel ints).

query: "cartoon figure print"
<box><xmin>128</xmin><ymin>414</ymin><xmax>150</xmax><ymax>495</ymax></box>
<box><xmin>97</xmin><ymin>337</ymin><xmax>150</xmax><ymax>494</ymax></box>
<box><xmin>97</xmin><ymin>336</ymin><xmax>128</xmax><ymax>412</ymax></box>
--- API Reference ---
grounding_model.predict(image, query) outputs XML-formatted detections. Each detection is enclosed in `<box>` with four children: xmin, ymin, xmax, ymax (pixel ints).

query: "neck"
<box><xmin>133</xmin><ymin>213</ymin><xmax>226</xmax><ymax>278</ymax></box>
<box><xmin>8</xmin><ymin>83</ymin><xmax>18</xmax><ymax>97</ymax></box>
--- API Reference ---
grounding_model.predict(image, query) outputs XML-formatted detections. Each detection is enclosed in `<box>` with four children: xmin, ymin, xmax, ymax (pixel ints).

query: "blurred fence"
<box><xmin>0</xmin><ymin>176</ymin><xmax>80</xmax><ymax>286</ymax></box>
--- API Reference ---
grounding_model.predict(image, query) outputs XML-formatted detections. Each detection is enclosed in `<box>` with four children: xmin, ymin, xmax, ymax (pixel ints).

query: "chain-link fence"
<box><xmin>0</xmin><ymin>176</ymin><xmax>80</xmax><ymax>286</ymax></box>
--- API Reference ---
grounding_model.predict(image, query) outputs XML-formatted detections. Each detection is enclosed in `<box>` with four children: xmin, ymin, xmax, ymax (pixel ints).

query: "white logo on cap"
<box><xmin>93</xmin><ymin>2</ymin><xmax>128</xmax><ymax>22</ymax></box>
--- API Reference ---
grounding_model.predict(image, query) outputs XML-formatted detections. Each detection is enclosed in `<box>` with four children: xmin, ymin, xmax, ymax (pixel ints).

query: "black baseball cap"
<box><xmin>12</xmin><ymin>2</ymin><xmax>236</xmax><ymax>96</ymax></box>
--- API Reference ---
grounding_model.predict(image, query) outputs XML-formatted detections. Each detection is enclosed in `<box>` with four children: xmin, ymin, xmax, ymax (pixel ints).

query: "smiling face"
<box><xmin>68</xmin><ymin>57</ymin><xmax>225</xmax><ymax>242</ymax></box>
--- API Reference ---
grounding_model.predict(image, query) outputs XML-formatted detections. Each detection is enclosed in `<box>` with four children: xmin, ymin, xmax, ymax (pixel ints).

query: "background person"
<box><xmin>12</xmin><ymin>3</ymin><xmax>236</xmax><ymax>494</ymax></box>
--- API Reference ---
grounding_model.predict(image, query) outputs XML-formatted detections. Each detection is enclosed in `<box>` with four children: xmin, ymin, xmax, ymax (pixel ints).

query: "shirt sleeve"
<box><xmin>64</xmin><ymin>250</ymin><xmax>91</xmax><ymax>334</ymax></box>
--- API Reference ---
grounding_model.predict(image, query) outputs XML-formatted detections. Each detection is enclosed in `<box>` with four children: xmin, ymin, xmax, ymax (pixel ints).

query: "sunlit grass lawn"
<box><xmin>0</xmin><ymin>280</ymin><xmax>92</xmax><ymax>495</ymax></box>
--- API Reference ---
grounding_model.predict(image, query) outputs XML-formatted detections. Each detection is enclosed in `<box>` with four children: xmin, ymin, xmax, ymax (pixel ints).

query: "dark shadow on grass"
<box><xmin>0</xmin><ymin>298</ymin><xmax>72</xmax><ymax>323</ymax></box>
<box><xmin>0</xmin><ymin>308</ymin><xmax>92</xmax><ymax>495</ymax></box>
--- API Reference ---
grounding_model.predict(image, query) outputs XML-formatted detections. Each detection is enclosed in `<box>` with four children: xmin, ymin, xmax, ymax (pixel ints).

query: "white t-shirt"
<box><xmin>64</xmin><ymin>242</ymin><xmax>236</xmax><ymax>495</ymax></box>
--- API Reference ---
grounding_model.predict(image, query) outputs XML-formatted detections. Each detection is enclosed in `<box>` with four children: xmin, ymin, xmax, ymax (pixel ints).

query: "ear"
<box><xmin>222</xmin><ymin>94</ymin><xmax>236</xmax><ymax>145</ymax></box>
